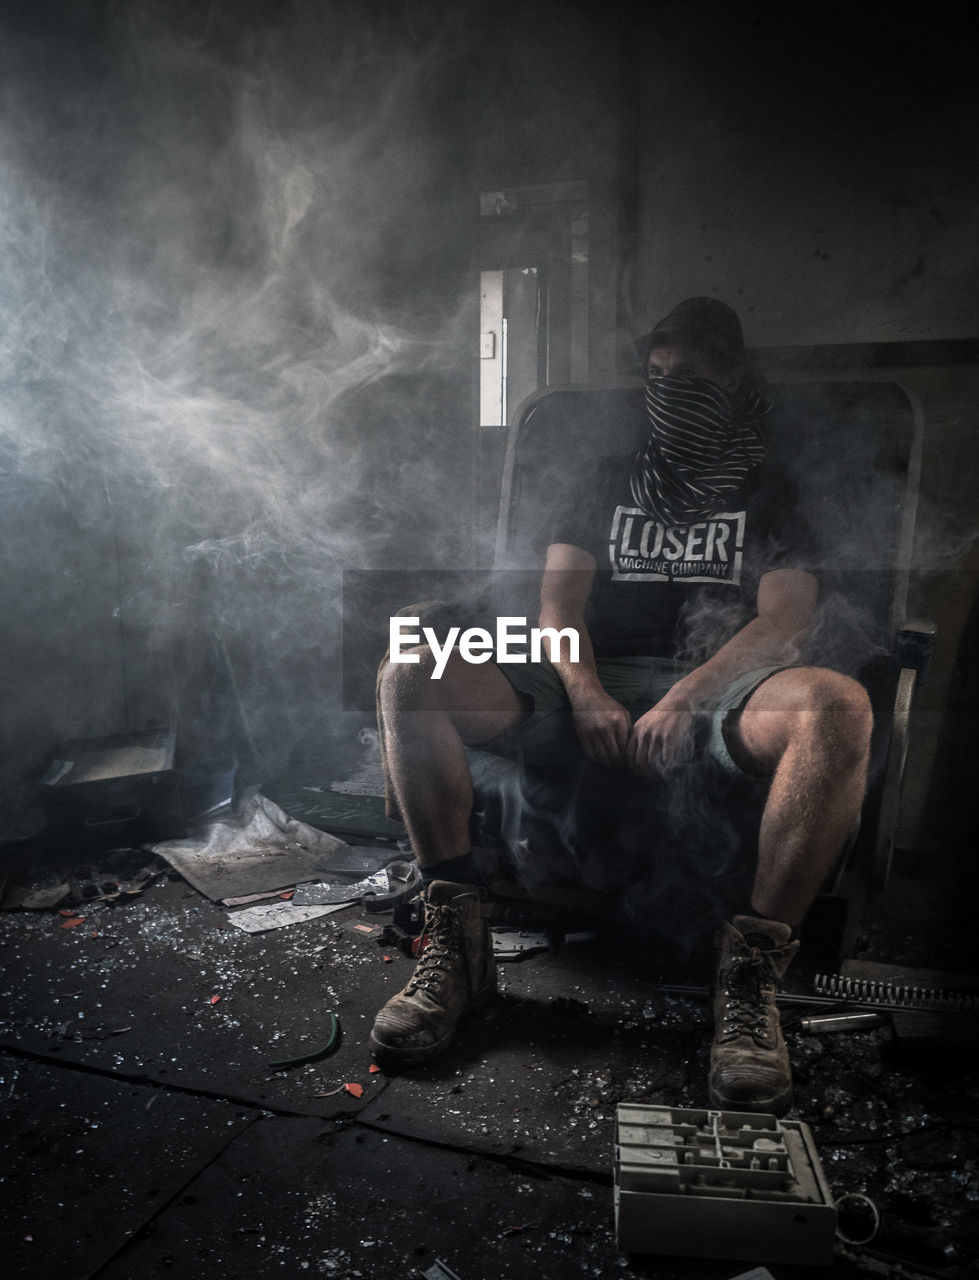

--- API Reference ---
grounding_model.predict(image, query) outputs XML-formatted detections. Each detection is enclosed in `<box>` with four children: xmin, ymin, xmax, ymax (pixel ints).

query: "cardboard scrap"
<box><xmin>221</xmin><ymin>888</ymin><xmax>292</xmax><ymax>907</ymax></box>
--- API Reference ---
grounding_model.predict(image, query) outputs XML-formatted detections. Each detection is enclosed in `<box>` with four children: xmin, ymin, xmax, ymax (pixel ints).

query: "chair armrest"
<box><xmin>895</xmin><ymin>619</ymin><xmax>936</xmax><ymax>684</ymax></box>
<box><xmin>872</xmin><ymin>619</ymin><xmax>936</xmax><ymax>891</ymax></box>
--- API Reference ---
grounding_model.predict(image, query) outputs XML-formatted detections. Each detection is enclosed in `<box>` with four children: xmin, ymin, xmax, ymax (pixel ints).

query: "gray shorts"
<box><xmin>477</xmin><ymin>656</ymin><xmax>788</xmax><ymax>777</ymax></box>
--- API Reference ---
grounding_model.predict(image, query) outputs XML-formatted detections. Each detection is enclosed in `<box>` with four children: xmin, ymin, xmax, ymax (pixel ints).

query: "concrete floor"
<box><xmin>1</xmin><ymin>835</ymin><xmax>977</xmax><ymax>1280</ymax></box>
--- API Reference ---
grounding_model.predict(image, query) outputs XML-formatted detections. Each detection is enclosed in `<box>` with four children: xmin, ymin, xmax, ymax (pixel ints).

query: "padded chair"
<box><xmin>466</xmin><ymin>380</ymin><xmax>934</xmax><ymax>960</ymax></box>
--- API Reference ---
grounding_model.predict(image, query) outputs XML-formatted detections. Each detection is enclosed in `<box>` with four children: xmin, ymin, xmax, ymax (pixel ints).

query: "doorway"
<box><xmin>473</xmin><ymin>182</ymin><xmax>590</xmax><ymax>559</ymax></box>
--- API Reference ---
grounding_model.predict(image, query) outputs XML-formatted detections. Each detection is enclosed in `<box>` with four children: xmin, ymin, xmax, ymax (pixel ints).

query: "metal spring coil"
<box><xmin>814</xmin><ymin>973</ymin><xmax>979</xmax><ymax>1013</ymax></box>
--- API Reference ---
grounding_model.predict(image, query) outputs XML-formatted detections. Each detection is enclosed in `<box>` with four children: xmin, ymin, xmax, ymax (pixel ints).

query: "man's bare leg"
<box><xmin>371</xmin><ymin>647</ymin><xmax>527</xmax><ymax>1069</ymax></box>
<box><xmin>709</xmin><ymin>666</ymin><xmax>873</xmax><ymax>1113</ymax></box>
<box><xmin>730</xmin><ymin>666</ymin><xmax>874</xmax><ymax>926</ymax></box>
<box><xmin>378</xmin><ymin>646</ymin><xmax>527</xmax><ymax>867</ymax></box>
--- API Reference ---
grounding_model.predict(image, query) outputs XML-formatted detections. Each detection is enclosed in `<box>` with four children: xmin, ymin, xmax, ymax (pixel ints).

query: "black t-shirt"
<box><xmin>550</xmin><ymin>453</ymin><xmax>818</xmax><ymax>659</ymax></box>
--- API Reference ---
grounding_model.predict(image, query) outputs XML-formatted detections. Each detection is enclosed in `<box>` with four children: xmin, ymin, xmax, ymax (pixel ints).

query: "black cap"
<box><xmin>650</xmin><ymin>296</ymin><xmax>745</xmax><ymax>359</ymax></box>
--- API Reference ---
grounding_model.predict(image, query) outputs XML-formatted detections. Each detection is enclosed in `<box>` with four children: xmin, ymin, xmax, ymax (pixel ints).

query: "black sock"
<box><xmin>419</xmin><ymin>851</ymin><xmax>481</xmax><ymax>888</ymax></box>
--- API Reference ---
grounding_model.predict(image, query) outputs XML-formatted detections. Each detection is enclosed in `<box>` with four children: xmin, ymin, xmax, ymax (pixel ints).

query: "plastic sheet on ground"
<box><xmin>151</xmin><ymin>790</ymin><xmax>351</xmax><ymax>900</ymax></box>
<box><xmin>290</xmin><ymin>871</ymin><xmax>391</xmax><ymax>906</ymax></box>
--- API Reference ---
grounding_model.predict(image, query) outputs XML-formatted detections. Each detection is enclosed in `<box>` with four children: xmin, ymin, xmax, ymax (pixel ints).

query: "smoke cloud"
<box><xmin>0</xmin><ymin>0</ymin><xmax>479</xmax><ymax>825</ymax></box>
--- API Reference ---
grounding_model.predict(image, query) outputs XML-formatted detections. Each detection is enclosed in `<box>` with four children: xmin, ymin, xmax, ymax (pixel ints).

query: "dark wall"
<box><xmin>625</xmin><ymin>1</ymin><xmax>978</xmax><ymax>862</ymax></box>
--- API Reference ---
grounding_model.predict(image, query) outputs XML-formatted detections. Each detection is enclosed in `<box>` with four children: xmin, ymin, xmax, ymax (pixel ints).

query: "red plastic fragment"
<box><xmin>369</xmin><ymin>1064</ymin><xmax>382</xmax><ymax>1074</ymax></box>
<box><xmin>381</xmin><ymin>954</ymin><xmax>393</xmax><ymax>963</ymax></box>
<box><xmin>59</xmin><ymin>917</ymin><xmax>86</xmax><ymax>929</ymax></box>
<box><xmin>344</xmin><ymin>1082</ymin><xmax>364</xmax><ymax>1098</ymax></box>
<box><xmin>209</xmin><ymin>995</ymin><xmax>222</xmax><ymax>1005</ymax></box>
<box><xmin>279</xmin><ymin>890</ymin><xmax>295</xmax><ymax>900</ymax></box>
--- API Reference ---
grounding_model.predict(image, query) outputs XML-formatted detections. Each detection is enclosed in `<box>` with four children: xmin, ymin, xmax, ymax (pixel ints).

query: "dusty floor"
<box><xmin>1</xmin><ymin>822</ymin><xmax>977</xmax><ymax>1280</ymax></box>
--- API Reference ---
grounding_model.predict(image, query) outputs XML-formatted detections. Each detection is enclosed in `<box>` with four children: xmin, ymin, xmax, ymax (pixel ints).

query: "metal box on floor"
<box><xmin>614</xmin><ymin>1105</ymin><xmax>837</xmax><ymax>1266</ymax></box>
<box><xmin>39</xmin><ymin>728</ymin><xmax>179</xmax><ymax>836</ymax></box>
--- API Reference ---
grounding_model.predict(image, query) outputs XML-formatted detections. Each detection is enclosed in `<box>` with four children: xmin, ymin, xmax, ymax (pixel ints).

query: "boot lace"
<box><xmin>719</xmin><ymin>948</ymin><xmax>777</xmax><ymax>1042</ymax></box>
<box><xmin>405</xmin><ymin>902</ymin><xmax>471</xmax><ymax>1002</ymax></box>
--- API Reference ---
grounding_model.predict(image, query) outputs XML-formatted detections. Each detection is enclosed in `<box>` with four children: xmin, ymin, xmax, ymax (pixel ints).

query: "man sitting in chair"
<box><xmin>371</xmin><ymin>297</ymin><xmax>872</xmax><ymax>1115</ymax></box>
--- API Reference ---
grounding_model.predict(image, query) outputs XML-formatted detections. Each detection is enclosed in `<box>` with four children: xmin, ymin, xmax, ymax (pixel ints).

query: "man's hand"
<box><xmin>570</xmin><ymin>687</ymin><xmax>633</xmax><ymax>767</ymax></box>
<box><xmin>626</xmin><ymin>688</ymin><xmax>702</xmax><ymax>778</ymax></box>
<box><xmin>624</xmin><ymin>569</ymin><xmax>819</xmax><ymax>777</ymax></box>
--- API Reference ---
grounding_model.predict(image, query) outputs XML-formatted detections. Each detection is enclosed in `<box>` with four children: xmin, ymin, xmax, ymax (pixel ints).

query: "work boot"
<box><xmin>708</xmin><ymin>914</ymin><xmax>799</xmax><ymax>1115</ymax></box>
<box><xmin>370</xmin><ymin>880</ymin><xmax>496</xmax><ymax>1068</ymax></box>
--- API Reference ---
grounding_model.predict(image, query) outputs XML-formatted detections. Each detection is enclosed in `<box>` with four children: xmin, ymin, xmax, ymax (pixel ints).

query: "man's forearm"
<box><xmin>668</xmin><ymin>570</ymin><xmax>818</xmax><ymax>711</ymax></box>
<box><xmin>538</xmin><ymin>603</ymin><xmax>605</xmax><ymax>703</ymax></box>
<box><xmin>538</xmin><ymin>597</ymin><xmax>634</xmax><ymax>766</ymax></box>
<box><xmin>671</xmin><ymin>613</ymin><xmax>806</xmax><ymax>710</ymax></box>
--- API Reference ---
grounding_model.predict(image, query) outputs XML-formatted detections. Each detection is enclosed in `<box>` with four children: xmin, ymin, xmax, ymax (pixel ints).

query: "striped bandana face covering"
<box><xmin>629</xmin><ymin>375</ymin><xmax>769</xmax><ymax>525</ymax></box>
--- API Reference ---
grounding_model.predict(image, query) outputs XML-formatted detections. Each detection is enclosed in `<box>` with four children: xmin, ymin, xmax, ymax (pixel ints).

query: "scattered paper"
<box><xmin>227</xmin><ymin>901</ymin><xmax>349</xmax><ymax>934</ymax></box>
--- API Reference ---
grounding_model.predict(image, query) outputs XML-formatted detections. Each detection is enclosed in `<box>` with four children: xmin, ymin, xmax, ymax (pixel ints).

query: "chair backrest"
<box><xmin>493</xmin><ymin>380</ymin><xmax>921</xmax><ymax>664</ymax></box>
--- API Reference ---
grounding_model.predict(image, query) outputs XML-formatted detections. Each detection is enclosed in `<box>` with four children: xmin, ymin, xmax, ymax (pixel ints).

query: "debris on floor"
<box><xmin>0</xmin><ymin>791</ymin><xmax>976</xmax><ymax>1278</ymax></box>
<box><xmin>227</xmin><ymin>899</ymin><xmax>351</xmax><ymax>933</ymax></box>
<box><xmin>1</xmin><ymin>847</ymin><xmax>166</xmax><ymax>912</ymax></box>
<box><xmin>268</xmin><ymin>1012</ymin><xmax>341</xmax><ymax>1070</ymax></box>
<box><xmin>422</xmin><ymin>1262</ymin><xmax>464</xmax><ymax>1280</ymax></box>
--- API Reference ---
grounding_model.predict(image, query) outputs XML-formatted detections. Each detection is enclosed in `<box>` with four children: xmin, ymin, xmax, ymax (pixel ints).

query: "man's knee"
<box><xmin>380</xmin><ymin>646</ymin><xmax>500</xmax><ymax>712</ymax></box>
<box><xmin>739</xmin><ymin>667</ymin><xmax>873</xmax><ymax>771</ymax></box>
<box><xmin>380</xmin><ymin>645</ymin><xmax>526</xmax><ymax>744</ymax></box>
<box><xmin>379</xmin><ymin>645</ymin><xmax>442</xmax><ymax>713</ymax></box>
<box><xmin>809</xmin><ymin>668</ymin><xmax>872</xmax><ymax>729</ymax></box>
<box><xmin>790</xmin><ymin>668</ymin><xmax>873</xmax><ymax>760</ymax></box>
